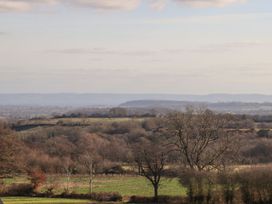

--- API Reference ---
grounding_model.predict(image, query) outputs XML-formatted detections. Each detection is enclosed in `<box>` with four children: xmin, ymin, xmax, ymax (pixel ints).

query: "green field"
<box><xmin>17</xmin><ymin>117</ymin><xmax>146</xmax><ymax>127</ymax></box>
<box><xmin>1</xmin><ymin>175</ymin><xmax>185</xmax><ymax>204</ymax></box>
<box><xmin>1</xmin><ymin>197</ymin><xmax>90</xmax><ymax>204</ymax></box>
<box><xmin>3</xmin><ymin>175</ymin><xmax>185</xmax><ymax>197</ymax></box>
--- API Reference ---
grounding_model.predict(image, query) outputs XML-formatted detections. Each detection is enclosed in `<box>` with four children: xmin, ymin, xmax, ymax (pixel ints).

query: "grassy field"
<box><xmin>13</xmin><ymin>117</ymin><xmax>149</xmax><ymax>132</ymax></box>
<box><xmin>3</xmin><ymin>175</ymin><xmax>186</xmax><ymax>197</ymax></box>
<box><xmin>17</xmin><ymin>117</ymin><xmax>147</xmax><ymax>126</ymax></box>
<box><xmin>1</xmin><ymin>197</ymin><xmax>90</xmax><ymax>204</ymax></box>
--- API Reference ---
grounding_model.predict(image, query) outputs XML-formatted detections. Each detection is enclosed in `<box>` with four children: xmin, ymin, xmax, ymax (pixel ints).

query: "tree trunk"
<box><xmin>153</xmin><ymin>183</ymin><xmax>159</xmax><ymax>202</ymax></box>
<box><xmin>89</xmin><ymin>162</ymin><xmax>94</xmax><ymax>193</ymax></box>
<box><xmin>66</xmin><ymin>174</ymin><xmax>70</xmax><ymax>192</ymax></box>
<box><xmin>89</xmin><ymin>177</ymin><xmax>93</xmax><ymax>193</ymax></box>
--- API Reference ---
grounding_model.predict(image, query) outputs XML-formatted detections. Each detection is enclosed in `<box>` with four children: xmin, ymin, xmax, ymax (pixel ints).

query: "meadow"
<box><xmin>15</xmin><ymin>117</ymin><xmax>146</xmax><ymax>127</ymax></box>
<box><xmin>1</xmin><ymin>175</ymin><xmax>185</xmax><ymax>204</ymax></box>
<box><xmin>3</xmin><ymin>175</ymin><xmax>185</xmax><ymax>197</ymax></box>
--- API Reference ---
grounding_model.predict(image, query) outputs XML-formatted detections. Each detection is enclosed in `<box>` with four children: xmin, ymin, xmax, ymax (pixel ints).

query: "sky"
<box><xmin>0</xmin><ymin>0</ymin><xmax>272</xmax><ymax>94</ymax></box>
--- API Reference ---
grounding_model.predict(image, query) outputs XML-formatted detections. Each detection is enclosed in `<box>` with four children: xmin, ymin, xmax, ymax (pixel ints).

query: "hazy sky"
<box><xmin>0</xmin><ymin>0</ymin><xmax>272</xmax><ymax>94</ymax></box>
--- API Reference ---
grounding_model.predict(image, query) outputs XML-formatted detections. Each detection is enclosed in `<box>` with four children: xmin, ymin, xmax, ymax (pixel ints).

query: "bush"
<box><xmin>3</xmin><ymin>184</ymin><xmax>34</xmax><ymax>196</ymax></box>
<box><xmin>129</xmin><ymin>196</ymin><xmax>154</xmax><ymax>203</ymax></box>
<box><xmin>102</xmin><ymin>165</ymin><xmax>124</xmax><ymax>175</ymax></box>
<box><xmin>179</xmin><ymin>169</ymin><xmax>219</xmax><ymax>204</ymax></box>
<box><xmin>91</xmin><ymin>192</ymin><xmax>122</xmax><ymax>202</ymax></box>
<box><xmin>178</xmin><ymin>166</ymin><xmax>272</xmax><ymax>204</ymax></box>
<box><xmin>29</xmin><ymin>170</ymin><xmax>46</xmax><ymax>190</ymax></box>
<box><xmin>217</xmin><ymin>171</ymin><xmax>240</xmax><ymax>204</ymax></box>
<box><xmin>58</xmin><ymin>192</ymin><xmax>122</xmax><ymax>202</ymax></box>
<box><xmin>257</xmin><ymin>129</ymin><xmax>271</xmax><ymax>138</ymax></box>
<box><xmin>236</xmin><ymin>167</ymin><xmax>272</xmax><ymax>204</ymax></box>
<box><xmin>128</xmin><ymin>195</ymin><xmax>184</xmax><ymax>203</ymax></box>
<box><xmin>243</xmin><ymin>142</ymin><xmax>272</xmax><ymax>163</ymax></box>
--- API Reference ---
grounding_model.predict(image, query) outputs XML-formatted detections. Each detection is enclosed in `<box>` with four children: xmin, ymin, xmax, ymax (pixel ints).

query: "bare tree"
<box><xmin>62</xmin><ymin>158</ymin><xmax>74</xmax><ymax>193</ymax></box>
<box><xmin>80</xmin><ymin>153</ymin><xmax>99</xmax><ymax>193</ymax></box>
<box><xmin>77</xmin><ymin>133</ymin><xmax>103</xmax><ymax>193</ymax></box>
<box><xmin>133</xmin><ymin>139</ymin><xmax>167</xmax><ymax>202</ymax></box>
<box><xmin>166</xmin><ymin>108</ymin><xmax>239</xmax><ymax>171</ymax></box>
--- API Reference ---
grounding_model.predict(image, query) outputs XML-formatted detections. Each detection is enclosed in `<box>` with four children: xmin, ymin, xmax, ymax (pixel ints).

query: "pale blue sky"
<box><xmin>0</xmin><ymin>0</ymin><xmax>272</xmax><ymax>94</ymax></box>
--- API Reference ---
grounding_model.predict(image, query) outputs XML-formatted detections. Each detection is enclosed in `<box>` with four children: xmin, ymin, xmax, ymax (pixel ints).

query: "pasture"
<box><xmin>3</xmin><ymin>175</ymin><xmax>185</xmax><ymax>197</ymax></box>
<box><xmin>15</xmin><ymin>117</ymin><xmax>146</xmax><ymax>127</ymax></box>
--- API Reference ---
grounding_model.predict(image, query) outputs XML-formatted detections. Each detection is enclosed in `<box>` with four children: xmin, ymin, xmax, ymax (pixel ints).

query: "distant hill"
<box><xmin>2</xmin><ymin>94</ymin><xmax>272</xmax><ymax>117</ymax></box>
<box><xmin>2</xmin><ymin>93</ymin><xmax>272</xmax><ymax>107</ymax></box>
<box><xmin>121</xmin><ymin>100</ymin><xmax>203</xmax><ymax>109</ymax></box>
<box><xmin>120</xmin><ymin>100</ymin><xmax>272</xmax><ymax>114</ymax></box>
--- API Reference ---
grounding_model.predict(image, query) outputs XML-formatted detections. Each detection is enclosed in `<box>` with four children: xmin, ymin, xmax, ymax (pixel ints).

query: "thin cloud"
<box><xmin>175</xmin><ymin>0</ymin><xmax>247</xmax><ymax>8</ymax></box>
<box><xmin>215</xmin><ymin>41</ymin><xmax>269</xmax><ymax>49</ymax></box>
<box><xmin>0</xmin><ymin>0</ymin><xmax>57</xmax><ymax>12</ymax></box>
<box><xmin>190</xmin><ymin>41</ymin><xmax>271</xmax><ymax>53</ymax></box>
<box><xmin>0</xmin><ymin>1</ymin><xmax>31</xmax><ymax>12</ymax></box>
<box><xmin>163</xmin><ymin>41</ymin><xmax>272</xmax><ymax>54</ymax></box>
<box><xmin>144</xmin><ymin>12</ymin><xmax>272</xmax><ymax>25</ymax></box>
<box><xmin>46</xmin><ymin>48</ymin><xmax>115</xmax><ymax>55</ymax></box>
<box><xmin>45</xmin><ymin>41</ymin><xmax>271</xmax><ymax>57</ymax></box>
<box><xmin>0</xmin><ymin>0</ymin><xmax>247</xmax><ymax>12</ymax></box>
<box><xmin>149</xmin><ymin>0</ymin><xmax>166</xmax><ymax>11</ymax></box>
<box><xmin>45</xmin><ymin>48</ymin><xmax>158</xmax><ymax>56</ymax></box>
<box><xmin>69</xmin><ymin>0</ymin><xmax>140</xmax><ymax>10</ymax></box>
<box><xmin>0</xmin><ymin>0</ymin><xmax>140</xmax><ymax>12</ymax></box>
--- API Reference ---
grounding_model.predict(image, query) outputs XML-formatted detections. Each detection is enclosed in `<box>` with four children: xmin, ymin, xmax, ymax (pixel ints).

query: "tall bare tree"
<box><xmin>77</xmin><ymin>133</ymin><xmax>103</xmax><ymax>193</ymax></box>
<box><xmin>62</xmin><ymin>157</ymin><xmax>74</xmax><ymax>193</ymax></box>
<box><xmin>132</xmin><ymin>138</ymin><xmax>167</xmax><ymax>201</ymax></box>
<box><xmin>166</xmin><ymin>108</ymin><xmax>239</xmax><ymax>171</ymax></box>
<box><xmin>80</xmin><ymin>152</ymin><xmax>100</xmax><ymax>193</ymax></box>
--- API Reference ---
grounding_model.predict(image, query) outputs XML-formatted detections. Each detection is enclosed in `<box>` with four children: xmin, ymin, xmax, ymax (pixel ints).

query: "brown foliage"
<box><xmin>28</xmin><ymin>170</ymin><xmax>46</xmax><ymax>190</ymax></box>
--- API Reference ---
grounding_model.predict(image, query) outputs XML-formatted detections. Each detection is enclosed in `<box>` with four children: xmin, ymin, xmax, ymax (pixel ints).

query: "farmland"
<box><xmin>1</xmin><ymin>175</ymin><xmax>184</xmax><ymax>204</ymax></box>
<box><xmin>12</xmin><ymin>117</ymin><xmax>148</xmax><ymax>131</ymax></box>
<box><xmin>2</xmin><ymin>175</ymin><xmax>185</xmax><ymax>197</ymax></box>
<box><xmin>1</xmin><ymin>110</ymin><xmax>272</xmax><ymax>204</ymax></box>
